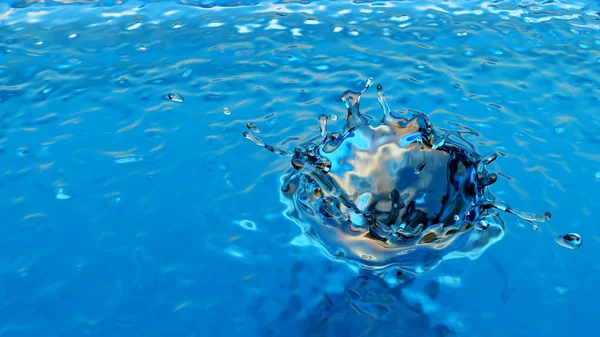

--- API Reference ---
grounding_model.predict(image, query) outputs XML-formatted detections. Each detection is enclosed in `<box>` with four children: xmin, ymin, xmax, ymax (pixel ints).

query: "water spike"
<box><xmin>477</xmin><ymin>153</ymin><xmax>498</xmax><ymax>177</ymax></box>
<box><xmin>243</xmin><ymin>131</ymin><xmax>265</xmax><ymax>146</ymax></box>
<box><xmin>416</xmin><ymin>137</ymin><xmax>425</xmax><ymax>150</ymax></box>
<box><xmin>341</xmin><ymin>90</ymin><xmax>368</xmax><ymax>131</ymax></box>
<box><xmin>489</xmin><ymin>201</ymin><xmax>550</xmax><ymax>229</ymax></box>
<box><xmin>318</xmin><ymin>114</ymin><xmax>328</xmax><ymax>137</ymax></box>
<box><xmin>376</xmin><ymin>84</ymin><xmax>392</xmax><ymax>123</ymax></box>
<box><xmin>359</xmin><ymin>77</ymin><xmax>375</xmax><ymax>95</ymax></box>
<box><xmin>244</xmin><ymin>132</ymin><xmax>293</xmax><ymax>156</ymax></box>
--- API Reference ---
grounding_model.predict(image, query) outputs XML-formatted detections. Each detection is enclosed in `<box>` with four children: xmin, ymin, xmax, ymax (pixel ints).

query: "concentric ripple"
<box><xmin>244</xmin><ymin>78</ymin><xmax>555</xmax><ymax>275</ymax></box>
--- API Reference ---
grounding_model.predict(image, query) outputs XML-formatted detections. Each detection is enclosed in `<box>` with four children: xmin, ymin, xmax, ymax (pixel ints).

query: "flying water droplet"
<box><xmin>414</xmin><ymin>162</ymin><xmax>426</xmax><ymax>175</ymax></box>
<box><xmin>168</xmin><ymin>92</ymin><xmax>184</xmax><ymax>103</ymax></box>
<box><xmin>243</xmin><ymin>131</ymin><xmax>265</xmax><ymax>147</ymax></box>
<box><xmin>246</xmin><ymin>123</ymin><xmax>261</xmax><ymax>133</ymax></box>
<box><xmin>555</xmin><ymin>233</ymin><xmax>582</xmax><ymax>249</ymax></box>
<box><xmin>223</xmin><ymin>107</ymin><xmax>232</xmax><ymax>115</ymax></box>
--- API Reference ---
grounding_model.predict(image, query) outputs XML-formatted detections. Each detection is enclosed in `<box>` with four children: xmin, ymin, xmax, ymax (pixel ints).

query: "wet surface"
<box><xmin>0</xmin><ymin>1</ymin><xmax>598</xmax><ymax>336</ymax></box>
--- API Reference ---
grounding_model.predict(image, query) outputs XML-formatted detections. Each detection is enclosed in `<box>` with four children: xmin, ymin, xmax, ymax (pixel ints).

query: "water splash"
<box><xmin>243</xmin><ymin>78</ymin><xmax>568</xmax><ymax>276</ymax></box>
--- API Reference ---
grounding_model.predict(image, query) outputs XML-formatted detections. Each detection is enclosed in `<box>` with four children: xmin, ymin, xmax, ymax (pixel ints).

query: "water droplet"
<box><xmin>68</xmin><ymin>33</ymin><xmax>77</xmax><ymax>39</ymax></box>
<box><xmin>137</xmin><ymin>44</ymin><xmax>147</xmax><ymax>52</ymax></box>
<box><xmin>453</xmin><ymin>215</ymin><xmax>460</xmax><ymax>221</ymax></box>
<box><xmin>243</xmin><ymin>131</ymin><xmax>265</xmax><ymax>147</ymax></box>
<box><xmin>333</xmin><ymin>27</ymin><xmax>343</xmax><ymax>33</ymax></box>
<box><xmin>555</xmin><ymin>233</ymin><xmax>582</xmax><ymax>249</ymax></box>
<box><xmin>328</xmin><ymin>114</ymin><xmax>338</xmax><ymax>121</ymax></box>
<box><xmin>246</xmin><ymin>123</ymin><xmax>261</xmax><ymax>133</ymax></box>
<box><xmin>414</xmin><ymin>162</ymin><xmax>426</xmax><ymax>174</ymax></box>
<box><xmin>168</xmin><ymin>92</ymin><xmax>184</xmax><ymax>103</ymax></box>
<box><xmin>456</xmin><ymin>31</ymin><xmax>468</xmax><ymax>36</ymax></box>
<box><xmin>55</xmin><ymin>188</ymin><xmax>71</xmax><ymax>200</ymax></box>
<box><xmin>223</xmin><ymin>107</ymin><xmax>232</xmax><ymax>115</ymax></box>
<box><xmin>365</xmin><ymin>77</ymin><xmax>375</xmax><ymax>89</ymax></box>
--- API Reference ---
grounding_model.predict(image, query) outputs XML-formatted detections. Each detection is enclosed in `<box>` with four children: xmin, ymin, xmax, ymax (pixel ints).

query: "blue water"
<box><xmin>1</xmin><ymin>0</ymin><xmax>599</xmax><ymax>336</ymax></box>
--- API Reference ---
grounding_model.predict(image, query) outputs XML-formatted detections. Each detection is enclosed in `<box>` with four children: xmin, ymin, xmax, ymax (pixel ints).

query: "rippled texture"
<box><xmin>1</xmin><ymin>1</ymin><xmax>599</xmax><ymax>337</ymax></box>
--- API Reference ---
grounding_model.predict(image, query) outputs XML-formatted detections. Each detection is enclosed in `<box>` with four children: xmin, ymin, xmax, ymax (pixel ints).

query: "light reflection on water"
<box><xmin>0</xmin><ymin>0</ymin><xmax>599</xmax><ymax>336</ymax></box>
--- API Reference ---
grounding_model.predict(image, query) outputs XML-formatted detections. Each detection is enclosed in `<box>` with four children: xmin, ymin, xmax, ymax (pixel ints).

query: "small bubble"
<box><xmin>456</xmin><ymin>31</ymin><xmax>468</xmax><ymax>36</ymax></box>
<box><xmin>555</xmin><ymin>233</ymin><xmax>582</xmax><ymax>249</ymax></box>
<box><xmin>327</xmin><ymin>114</ymin><xmax>338</xmax><ymax>121</ymax></box>
<box><xmin>246</xmin><ymin>122</ymin><xmax>261</xmax><ymax>133</ymax></box>
<box><xmin>223</xmin><ymin>107</ymin><xmax>232</xmax><ymax>115</ymax></box>
<box><xmin>137</xmin><ymin>44</ymin><xmax>147</xmax><ymax>52</ymax></box>
<box><xmin>168</xmin><ymin>92</ymin><xmax>184</xmax><ymax>103</ymax></box>
<box><xmin>453</xmin><ymin>215</ymin><xmax>460</xmax><ymax>221</ymax></box>
<box><xmin>414</xmin><ymin>162</ymin><xmax>426</xmax><ymax>174</ymax></box>
<box><xmin>68</xmin><ymin>33</ymin><xmax>78</xmax><ymax>39</ymax></box>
